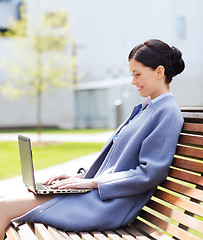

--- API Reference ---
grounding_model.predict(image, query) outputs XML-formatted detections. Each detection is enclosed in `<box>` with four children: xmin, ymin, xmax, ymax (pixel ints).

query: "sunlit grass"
<box><xmin>0</xmin><ymin>141</ymin><xmax>104</xmax><ymax>180</ymax></box>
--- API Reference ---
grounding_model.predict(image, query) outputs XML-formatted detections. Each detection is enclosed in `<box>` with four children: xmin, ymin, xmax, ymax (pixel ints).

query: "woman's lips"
<box><xmin>137</xmin><ymin>86</ymin><xmax>143</xmax><ymax>92</ymax></box>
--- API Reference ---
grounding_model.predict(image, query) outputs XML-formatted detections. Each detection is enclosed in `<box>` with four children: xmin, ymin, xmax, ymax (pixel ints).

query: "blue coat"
<box><xmin>13</xmin><ymin>95</ymin><xmax>183</xmax><ymax>231</ymax></box>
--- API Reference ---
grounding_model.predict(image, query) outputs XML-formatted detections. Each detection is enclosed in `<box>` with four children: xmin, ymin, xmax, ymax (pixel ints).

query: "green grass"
<box><xmin>0</xmin><ymin>128</ymin><xmax>113</xmax><ymax>134</ymax></box>
<box><xmin>0</xmin><ymin>141</ymin><xmax>104</xmax><ymax>180</ymax></box>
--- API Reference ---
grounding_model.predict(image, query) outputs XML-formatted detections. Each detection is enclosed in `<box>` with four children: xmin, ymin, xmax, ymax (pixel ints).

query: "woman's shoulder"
<box><xmin>151</xmin><ymin>95</ymin><xmax>183</xmax><ymax>123</ymax></box>
<box><xmin>152</xmin><ymin>95</ymin><xmax>181</xmax><ymax>111</ymax></box>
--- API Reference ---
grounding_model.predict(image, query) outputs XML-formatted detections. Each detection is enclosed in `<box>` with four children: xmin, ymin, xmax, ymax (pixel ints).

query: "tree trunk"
<box><xmin>36</xmin><ymin>88</ymin><xmax>42</xmax><ymax>142</ymax></box>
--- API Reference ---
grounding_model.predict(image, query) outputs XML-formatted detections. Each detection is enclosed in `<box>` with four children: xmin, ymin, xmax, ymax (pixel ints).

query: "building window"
<box><xmin>177</xmin><ymin>16</ymin><xmax>186</xmax><ymax>39</ymax></box>
<box><xmin>0</xmin><ymin>0</ymin><xmax>23</xmax><ymax>34</ymax></box>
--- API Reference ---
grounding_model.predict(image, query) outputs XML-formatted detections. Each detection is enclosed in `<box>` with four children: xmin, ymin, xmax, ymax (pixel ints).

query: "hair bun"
<box><xmin>171</xmin><ymin>46</ymin><xmax>185</xmax><ymax>76</ymax></box>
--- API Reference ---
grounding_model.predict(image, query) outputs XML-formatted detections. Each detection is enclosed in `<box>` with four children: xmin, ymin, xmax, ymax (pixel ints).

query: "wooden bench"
<box><xmin>6</xmin><ymin>107</ymin><xmax>203</xmax><ymax>240</ymax></box>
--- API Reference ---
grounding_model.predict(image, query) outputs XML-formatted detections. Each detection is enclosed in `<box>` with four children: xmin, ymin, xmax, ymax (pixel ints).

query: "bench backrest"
<box><xmin>130</xmin><ymin>107</ymin><xmax>203</xmax><ymax>240</ymax></box>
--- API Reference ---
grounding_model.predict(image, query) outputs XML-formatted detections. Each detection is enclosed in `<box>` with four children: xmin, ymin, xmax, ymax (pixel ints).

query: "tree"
<box><xmin>0</xmin><ymin>1</ymin><xmax>75</xmax><ymax>139</ymax></box>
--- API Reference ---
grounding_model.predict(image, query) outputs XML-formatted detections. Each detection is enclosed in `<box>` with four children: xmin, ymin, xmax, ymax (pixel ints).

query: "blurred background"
<box><xmin>0</xmin><ymin>0</ymin><xmax>202</xmax><ymax>131</ymax></box>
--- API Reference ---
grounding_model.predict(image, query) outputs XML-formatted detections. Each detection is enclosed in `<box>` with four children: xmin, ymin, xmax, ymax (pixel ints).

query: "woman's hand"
<box><xmin>43</xmin><ymin>173</ymin><xmax>83</xmax><ymax>185</ymax></box>
<box><xmin>50</xmin><ymin>177</ymin><xmax>98</xmax><ymax>189</ymax></box>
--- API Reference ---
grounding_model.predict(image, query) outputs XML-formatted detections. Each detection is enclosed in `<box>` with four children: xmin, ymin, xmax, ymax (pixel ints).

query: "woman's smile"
<box><xmin>129</xmin><ymin>59</ymin><xmax>169</xmax><ymax>100</ymax></box>
<box><xmin>137</xmin><ymin>86</ymin><xmax>143</xmax><ymax>92</ymax></box>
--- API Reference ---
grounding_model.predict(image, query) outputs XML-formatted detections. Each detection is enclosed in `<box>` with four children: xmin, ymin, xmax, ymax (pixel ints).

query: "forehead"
<box><xmin>129</xmin><ymin>59</ymin><xmax>146</xmax><ymax>72</ymax></box>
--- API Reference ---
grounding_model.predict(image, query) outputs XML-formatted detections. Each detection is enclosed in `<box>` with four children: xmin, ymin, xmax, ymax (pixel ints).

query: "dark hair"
<box><xmin>128</xmin><ymin>39</ymin><xmax>185</xmax><ymax>83</ymax></box>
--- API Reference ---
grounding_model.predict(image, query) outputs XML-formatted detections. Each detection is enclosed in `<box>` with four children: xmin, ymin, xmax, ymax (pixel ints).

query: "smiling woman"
<box><xmin>0</xmin><ymin>39</ymin><xmax>185</xmax><ymax>239</ymax></box>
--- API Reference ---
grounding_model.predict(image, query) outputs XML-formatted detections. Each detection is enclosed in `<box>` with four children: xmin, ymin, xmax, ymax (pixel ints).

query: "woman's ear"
<box><xmin>156</xmin><ymin>65</ymin><xmax>165</xmax><ymax>79</ymax></box>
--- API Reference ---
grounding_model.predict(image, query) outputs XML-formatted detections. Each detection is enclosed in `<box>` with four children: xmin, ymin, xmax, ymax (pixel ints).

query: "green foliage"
<box><xmin>0</xmin><ymin>141</ymin><xmax>104</xmax><ymax>180</ymax></box>
<box><xmin>0</xmin><ymin>1</ymin><xmax>75</xmax><ymax>135</ymax></box>
<box><xmin>0</xmin><ymin>11</ymin><xmax>72</xmax><ymax>97</ymax></box>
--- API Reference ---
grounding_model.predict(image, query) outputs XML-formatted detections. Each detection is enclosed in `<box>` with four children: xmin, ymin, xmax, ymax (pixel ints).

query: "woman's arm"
<box><xmin>97</xmin><ymin>106</ymin><xmax>183</xmax><ymax>200</ymax></box>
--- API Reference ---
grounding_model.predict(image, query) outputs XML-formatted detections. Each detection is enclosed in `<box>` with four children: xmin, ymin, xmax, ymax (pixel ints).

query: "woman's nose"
<box><xmin>131</xmin><ymin>78</ymin><xmax>138</xmax><ymax>85</ymax></box>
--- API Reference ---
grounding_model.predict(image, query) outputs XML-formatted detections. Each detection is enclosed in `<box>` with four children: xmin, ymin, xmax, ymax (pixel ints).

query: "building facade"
<box><xmin>0</xmin><ymin>0</ymin><xmax>202</xmax><ymax>129</ymax></box>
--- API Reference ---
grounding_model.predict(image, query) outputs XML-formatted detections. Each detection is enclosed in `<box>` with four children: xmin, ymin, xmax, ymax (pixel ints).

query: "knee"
<box><xmin>0</xmin><ymin>196</ymin><xmax>14</xmax><ymax>222</ymax></box>
<box><xmin>0</xmin><ymin>197</ymin><xmax>9</xmax><ymax>217</ymax></box>
<box><xmin>0</xmin><ymin>197</ymin><xmax>5</xmax><ymax>210</ymax></box>
<box><xmin>0</xmin><ymin>198</ymin><xmax>11</xmax><ymax>232</ymax></box>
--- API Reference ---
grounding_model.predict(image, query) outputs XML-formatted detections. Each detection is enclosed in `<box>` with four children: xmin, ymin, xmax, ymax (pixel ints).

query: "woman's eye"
<box><xmin>131</xmin><ymin>73</ymin><xmax>140</xmax><ymax>77</ymax></box>
<box><xmin>132</xmin><ymin>74</ymin><xmax>140</xmax><ymax>78</ymax></box>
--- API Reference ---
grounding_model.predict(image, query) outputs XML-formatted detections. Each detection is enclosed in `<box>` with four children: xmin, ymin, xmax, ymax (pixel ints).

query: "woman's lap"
<box><xmin>0</xmin><ymin>191</ymin><xmax>55</xmax><ymax>223</ymax></box>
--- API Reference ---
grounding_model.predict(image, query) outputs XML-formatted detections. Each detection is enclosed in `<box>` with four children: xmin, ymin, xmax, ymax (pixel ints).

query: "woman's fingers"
<box><xmin>43</xmin><ymin>174</ymin><xmax>70</xmax><ymax>185</ymax></box>
<box><xmin>43</xmin><ymin>177</ymin><xmax>54</xmax><ymax>185</ymax></box>
<box><xmin>50</xmin><ymin>178</ymin><xmax>98</xmax><ymax>189</ymax></box>
<box><xmin>44</xmin><ymin>176</ymin><xmax>60</xmax><ymax>185</ymax></box>
<box><xmin>50</xmin><ymin>178</ymin><xmax>75</xmax><ymax>189</ymax></box>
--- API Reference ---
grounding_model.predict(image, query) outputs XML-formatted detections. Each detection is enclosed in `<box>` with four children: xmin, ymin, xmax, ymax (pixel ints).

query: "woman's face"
<box><xmin>129</xmin><ymin>59</ymin><xmax>168</xmax><ymax>100</ymax></box>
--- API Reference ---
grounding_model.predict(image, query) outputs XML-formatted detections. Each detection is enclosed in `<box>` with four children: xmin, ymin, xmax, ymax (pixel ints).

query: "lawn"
<box><xmin>0</xmin><ymin>141</ymin><xmax>104</xmax><ymax>180</ymax></box>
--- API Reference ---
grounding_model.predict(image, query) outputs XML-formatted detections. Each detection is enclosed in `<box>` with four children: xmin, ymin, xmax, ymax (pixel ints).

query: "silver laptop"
<box><xmin>18</xmin><ymin>135</ymin><xmax>91</xmax><ymax>195</ymax></box>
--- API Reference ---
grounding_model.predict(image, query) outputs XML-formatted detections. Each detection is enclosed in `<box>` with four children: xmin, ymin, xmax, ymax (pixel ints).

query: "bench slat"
<box><xmin>176</xmin><ymin>145</ymin><xmax>203</xmax><ymax>159</ymax></box>
<box><xmin>6</xmin><ymin>225</ymin><xmax>21</xmax><ymax>240</ymax></box>
<box><xmin>172</xmin><ymin>158</ymin><xmax>203</xmax><ymax>173</ymax></box>
<box><xmin>128</xmin><ymin>221</ymin><xmax>171</xmax><ymax>240</ymax></box>
<box><xmin>147</xmin><ymin>199</ymin><xmax>203</xmax><ymax>233</ymax></box>
<box><xmin>79</xmin><ymin>232</ymin><xmax>98</xmax><ymax>240</ymax></box>
<box><xmin>18</xmin><ymin>224</ymin><xmax>38</xmax><ymax>240</ymax></box>
<box><xmin>139</xmin><ymin>211</ymin><xmax>200</xmax><ymax>240</ymax></box>
<box><xmin>102</xmin><ymin>230</ymin><xmax>123</xmax><ymax>240</ymax></box>
<box><xmin>182</xmin><ymin>122</ymin><xmax>203</xmax><ymax>133</ymax></box>
<box><xmin>179</xmin><ymin>133</ymin><xmax>203</xmax><ymax>146</ymax></box>
<box><xmin>48</xmin><ymin>226</ymin><xmax>68</xmax><ymax>239</ymax></box>
<box><xmin>57</xmin><ymin>230</ymin><xmax>72</xmax><ymax>240</ymax></box>
<box><xmin>154</xmin><ymin>189</ymin><xmax>203</xmax><ymax>217</ymax></box>
<box><xmin>34</xmin><ymin>223</ymin><xmax>55</xmax><ymax>240</ymax></box>
<box><xmin>182</xmin><ymin>112</ymin><xmax>203</xmax><ymax>120</ymax></box>
<box><xmin>168</xmin><ymin>168</ymin><xmax>203</xmax><ymax>186</ymax></box>
<box><xmin>81</xmin><ymin>232</ymin><xmax>99</xmax><ymax>240</ymax></box>
<box><xmin>180</xmin><ymin>106</ymin><xmax>203</xmax><ymax>111</ymax></box>
<box><xmin>67</xmin><ymin>232</ymin><xmax>83</xmax><ymax>240</ymax></box>
<box><xmin>91</xmin><ymin>231</ymin><xmax>109</xmax><ymax>240</ymax></box>
<box><xmin>161</xmin><ymin>179</ymin><xmax>203</xmax><ymax>201</ymax></box>
<box><xmin>114</xmin><ymin>229</ymin><xmax>136</xmax><ymax>240</ymax></box>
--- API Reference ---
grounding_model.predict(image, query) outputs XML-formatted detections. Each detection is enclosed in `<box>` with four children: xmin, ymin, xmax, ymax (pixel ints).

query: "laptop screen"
<box><xmin>18</xmin><ymin>135</ymin><xmax>36</xmax><ymax>192</ymax></box>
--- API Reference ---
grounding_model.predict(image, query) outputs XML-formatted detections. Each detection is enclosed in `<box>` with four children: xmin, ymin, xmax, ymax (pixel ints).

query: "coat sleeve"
<box><xmin>97</xmin><ymin>106</ymin><xmax>183</xmax><ymax>201</ymax></box>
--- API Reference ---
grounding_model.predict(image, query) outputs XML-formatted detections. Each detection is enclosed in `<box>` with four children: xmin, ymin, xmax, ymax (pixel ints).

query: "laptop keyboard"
<box><xmin>36</xmin><ymin>183</ymin><xmax>52</xmax><ymax>190</ymax></box>
<box><xmin>35</xmin><ymin>182</ymin><xmax>91</xmax><ymax>194</ymax></box>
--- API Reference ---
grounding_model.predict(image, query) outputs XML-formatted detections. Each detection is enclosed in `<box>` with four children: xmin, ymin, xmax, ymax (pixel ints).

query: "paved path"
<box><xmin>0</xmin><ymin>132</ymin><xmax>113</xmax><ymax>143</ymax></box>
